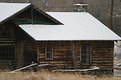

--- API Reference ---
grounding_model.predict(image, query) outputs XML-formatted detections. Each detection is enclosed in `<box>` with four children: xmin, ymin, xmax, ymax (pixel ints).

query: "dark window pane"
<box><xmin>45</xmin><ymin>45</ymin><xmax>53</xmax><ymax>60</ymax></box>
<box><xmin>47</xmin><ymin>47</ymin><xmax>52</xmax><ymax>53</ymax></box>
<box><xmin>0</xmin><ymin>47</ymin><xmax>14</xmax><ymax>60</ymax></box>
<box><xmin>81</xmin><ymin>44</ymin><xmax>90</xmax><ymax>64</ymax></box>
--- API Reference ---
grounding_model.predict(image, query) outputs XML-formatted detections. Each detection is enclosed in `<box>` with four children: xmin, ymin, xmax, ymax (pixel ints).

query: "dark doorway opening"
<box><xmin>0</xmin><ymin>46</ymin><xmax>15</xmax><ymax>70</ymax></box>
<box><xmin>23</xmin><ymin>51</ymin><xmax>37</xmax><ymax>66</ymax></box>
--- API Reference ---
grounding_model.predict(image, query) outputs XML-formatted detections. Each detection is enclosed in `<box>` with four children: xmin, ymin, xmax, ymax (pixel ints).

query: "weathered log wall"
<box><xmin>0</xmin><ymin>21</ymin><xmax>16</xmax><ymax>70</ymax></box>
<box><xmin>91</xmin><ymin>41</ymin><xmax>114</xmax><ymax>74</ymax></box>
<box><xmin>37</xmin><ymin>41</ymin><xmax>114</xmax><ymax>73</ymax></box>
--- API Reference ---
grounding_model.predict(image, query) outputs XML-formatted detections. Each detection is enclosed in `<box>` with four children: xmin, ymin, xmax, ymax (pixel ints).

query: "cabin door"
<box><xmin>23</xmin><ymin>52</ymin><xmax>37</xmax><ymax>66</ymax></box>
<box><xmin>0</xmin><ymin>46</ymin><xmax>15</xmax><ymax>70</ymax></box>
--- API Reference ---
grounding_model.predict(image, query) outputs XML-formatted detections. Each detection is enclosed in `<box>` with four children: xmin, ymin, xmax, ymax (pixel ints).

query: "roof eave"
<box><xmin>0</xmin><ymin>4</ymin><xmax>31</xmax><ymax>25</ymax></box>
<box><xmin>35</xmin><ymin>39</ymin><xmax>121</xmax><ymax>42</ymax></box>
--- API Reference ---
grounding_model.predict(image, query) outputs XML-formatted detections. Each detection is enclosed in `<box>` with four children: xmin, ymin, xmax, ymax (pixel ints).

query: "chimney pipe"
<box><xmin>73</xmin><ymin>3</ymin><xmax>88</xmax><ymax>12</ymax></box>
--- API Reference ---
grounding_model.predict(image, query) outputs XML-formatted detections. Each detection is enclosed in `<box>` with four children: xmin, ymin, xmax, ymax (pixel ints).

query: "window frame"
<box><xmin>45</xmin><ymin>45</ymin><xmax>53</xmax><ymax>60</ymax></box>
<box><xmin>80</xmin><ymin>44</ymin><xmax>91</xmax><ymax>65</ymax></box>
<box><xmin>0</xmin><ymin>46</ymin><xmax>15</xmax><ymax>60</ymax></box>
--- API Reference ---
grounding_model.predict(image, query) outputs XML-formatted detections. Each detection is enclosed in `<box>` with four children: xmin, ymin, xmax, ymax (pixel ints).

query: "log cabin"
<box><xmin>0</xmin><ymin>3</ymin><xmax>121</xmax><ymax>74</ymax></box>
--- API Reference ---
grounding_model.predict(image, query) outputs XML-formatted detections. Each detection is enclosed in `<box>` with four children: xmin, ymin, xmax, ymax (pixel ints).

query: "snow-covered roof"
<box><xmin>19</xmin><ymin>12</ymin><xmax>121</xmax><ymax>41</ymax></box>
<box><xmin>0</xmin><ymin>3</ymin><xmax>30</xmax><ymax>23</ymax></box>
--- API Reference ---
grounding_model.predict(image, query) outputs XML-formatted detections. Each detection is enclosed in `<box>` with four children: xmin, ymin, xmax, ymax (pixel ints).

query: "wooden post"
<box><xmin>71</xmin><ymin>41</ymin><xmax>77</xmax><ymax>69</ymax></box>
<box><xmin>37</xmin><ymin>43</ymin><xmax>39</xmax><ymax>65</ymax></box>
<box><xmin>30</xmin><ymin>0</ymin><xmax>34</xmax><ymax>24</ymax></box>
<box><xmin>109</xmin><ymin>0</ymin><xmax>114</xmax><ymax>29</ymax></box>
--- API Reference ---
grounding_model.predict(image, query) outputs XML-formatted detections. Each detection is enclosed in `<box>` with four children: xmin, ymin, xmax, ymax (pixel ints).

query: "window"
<box><xmin>81</xmin><ymin>44</ymin><xmax>90</xmax><ymax>65</ymax></box>
<box><xmin>45</xmin><ymin>45</ymin><xmax>53</xmax><ymax>60</ymax></box>
<box><xmin>0</xmin><ymin>47</ymin><xmax>14</xmax><ymax>60</ymax></box>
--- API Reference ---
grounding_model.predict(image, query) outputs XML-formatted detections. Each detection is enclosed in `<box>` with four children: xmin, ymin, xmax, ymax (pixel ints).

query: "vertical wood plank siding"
<box><xmin>37</xmin><ymin>41</ymin><xmax>114</xmax><ymax>73</ymax></box>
